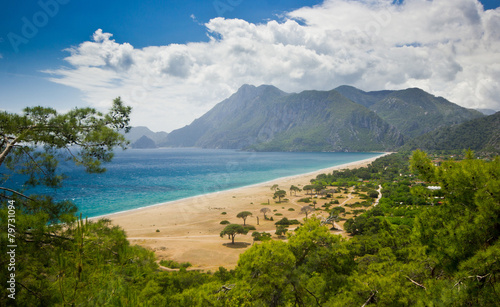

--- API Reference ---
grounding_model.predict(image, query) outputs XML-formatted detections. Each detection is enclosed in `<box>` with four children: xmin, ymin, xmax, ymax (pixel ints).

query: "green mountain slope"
<box><xmin>369</xmin><ymin>88</ymin><xmax>484</xmax><ymax>138</ymax></box>
<box><xmin>404</xmin><ymin>112</ymin><xmax>500</xmax><ymax>152</ymax></box>
<box><xmin>334</xmin><ymin>85</ymin><xmax>394</xmax><ymax>108</ymax></box>
<box><xmin>164</xmin><ymin>85</ymin><xmax>403</xmax><ymax>151</ymax></box>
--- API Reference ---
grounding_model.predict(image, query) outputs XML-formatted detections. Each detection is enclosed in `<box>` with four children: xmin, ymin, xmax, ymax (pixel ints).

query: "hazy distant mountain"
<box><xmin>131</xmin><ymin>135</ymin><xmax>157</xmax><ymax>149</ymax></box>
<box><xmin>163</xmin><ymin>85</ymin><xmax>403</xmax><ymax>151</ymax></box>
<box><xmin>404</xmin><ymin>112</ymin><xmax>500</xmax><ymax>153</ymax></box>
<box><xmin>125</xmin><ymin>126</ymin><xmax>168</xmax><ymax>147</ymax></box>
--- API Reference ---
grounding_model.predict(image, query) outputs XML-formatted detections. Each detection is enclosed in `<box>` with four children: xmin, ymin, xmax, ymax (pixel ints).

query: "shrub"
<box><xmin>160</xmin><ymin>259</ymin><xmax>192</xmax><ymax>269</ymax></box>
<box><xmin>221</xmin><ymin>212</ymin><xmax>227</xmax><ymax>215</ymax></box>
<box><xmin>275</xmin><ymin>213</ymin><xmax>283</xmax><ymax>216</ymax></box>
<box><xmin>275</xmin><ymin>217</ymin><xmax>300</xmax><ymax>226</ymax></box>
<box><xmin>220</xmin><ymin>220</ymin><xmax>230</xmax><ymax>225</ymax></box>
<box><xmin>252</xmin><ymin>231</ymin><xmax>272</xmax><ymax>241</ymax></box>
<box><xmin>298</xmin><ymin>198</ymin><xmax>311</xmax><ymax>203</ymax></box>
<box><xmin>156</xmin><ymin>229</ymin><xmax>160</xmax><ymax>232</ymax></box>
<box><xmin>288</xmin><ymin>208</ymin><xmax>295</xmax><ymax>211</ymax></box>
<box><xmin>244</xmin><ymin>225</ymin><xmax>256</xmax><ymax>231</ymax></box>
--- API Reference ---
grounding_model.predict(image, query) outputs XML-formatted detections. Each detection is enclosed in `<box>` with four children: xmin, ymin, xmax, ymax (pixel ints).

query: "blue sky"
<box><xmin>1</xmin><ymin>0</ymin><xmax>499</xmax><ymax>131</ymax></box>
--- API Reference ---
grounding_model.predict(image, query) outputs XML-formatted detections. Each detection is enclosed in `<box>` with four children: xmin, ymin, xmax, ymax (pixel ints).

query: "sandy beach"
<box><xmin>103</xmin><ymin>153</ymin><xmax>389</xmax><ymax>271</ymax></box>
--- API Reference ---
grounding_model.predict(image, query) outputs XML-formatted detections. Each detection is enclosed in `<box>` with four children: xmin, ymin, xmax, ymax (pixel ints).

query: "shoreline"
<box><xmin>91</xmin><ymin>152</ymin><xmax>389</xmax><ymax>221</ymax></box>
<box><xmin>105</xmin><ymin>152</ymin><xmax>391</xmax><ymax>270</ymax></box>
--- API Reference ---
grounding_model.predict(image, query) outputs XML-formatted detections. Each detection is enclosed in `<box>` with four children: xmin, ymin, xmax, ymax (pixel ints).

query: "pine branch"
<box><xmin>0</xmin><ymin>187</ymin><xmax>36</xmax><ymax>201</ymax></box>
<box><xmin>406</xmin><ymin>276</ymin><xmax>427</xmax><ymax>290</ymax></box>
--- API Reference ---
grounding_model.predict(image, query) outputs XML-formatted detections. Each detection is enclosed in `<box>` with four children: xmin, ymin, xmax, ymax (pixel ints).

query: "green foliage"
<box><xmin>220</xmin><ymin>224</ymin><xmax>248</xmax><ymax>244</ymax></box>
<box><xmin>236</xmin><ymin>211</ymin><xmax>252</xmax><ymax>226</ymax></box>
<box><xmin>219</xmin><ymin>220</ymin><xmax>230</xmax><ymax>224</ymax></box>
<box><xmin>404</xmin><ymin>111</ymin><xmax>500</xmax><ymax>153</ymax></box>
<box><xmin>273</xmin><ymin>189</ymin><xmax>287</xmax><ymax>202</ymax></box>
<box><xmin>159</xmin><ymin>259</ymin><xmax>192</xmax><ymax>269</ymax></box>
<box><xmin>243</xmin><ymin>225</ymin><xmax>256</xmax><ymax>231</ymax></box>
<box><xmin>275</xmin><ymin>225</ymin><xmax>288</xmax><ymax>237</ymax></box>
<box><xmin>274</xmin><ymin>217</ymin><xmax>300</xmax><ymax>226</ymax></box>
<box><xmin>252</xmin><ymin>231</ymin><xmax>272</xmax><ymax>242</ymax></box>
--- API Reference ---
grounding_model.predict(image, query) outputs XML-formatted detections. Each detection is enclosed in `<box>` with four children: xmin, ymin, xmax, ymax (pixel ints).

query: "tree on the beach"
<box><xmin>273</xmin><ymin>189</ymin><xmax>287</xmax><ymax>202</ymax></box>
<box><xmin>260</xmin><ymin>207</ymin><xmax>271</xmax><ymax>220</ymax></box>
<box><xmin>270</xmin><ymin>184</ymin><xmax>279</xmax><ymax>191</ymax></box>
<box><xmin>300</xmin><ymin>205</ymin><xmax>315</xmax><ymax>220</ymax></box>
<box><xmin>237</xmin><ymin>211</ymin><xmax>253</xmax><ymax>226</ymax></box>
<box><xmin>290</xmin><ymin>185</ymin><xmax>301</xmax><ymax>196</ymax></box>
<box><xmin>303</xmin><ymin>185</ymin><xmax>314</xmax><ymax>195</ymax></box>
<box><xmin>220</xmin><ymin>224</ymin><xmax>248</xmax><ymax>244</ymax></box>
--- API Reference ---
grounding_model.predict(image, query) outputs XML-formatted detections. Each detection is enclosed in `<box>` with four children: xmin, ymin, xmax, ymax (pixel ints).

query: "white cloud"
<box><xmin>45</xmin><ymin>0</ymin><xmax>500</xmax><ymax>131</ymax></box>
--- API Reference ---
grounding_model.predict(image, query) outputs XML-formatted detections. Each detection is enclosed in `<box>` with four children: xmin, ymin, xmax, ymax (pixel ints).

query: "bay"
<box><xmin>21</xmin><ymin>148</ymin><xmax>384</xmax><ymax>218</ymax></box>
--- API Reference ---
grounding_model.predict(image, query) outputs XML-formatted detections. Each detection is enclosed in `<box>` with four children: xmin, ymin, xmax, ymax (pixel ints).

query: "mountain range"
<box><xmin>159</xmin><ymin>84</ymin><xmax>486</xmax><ymax>152</ymax></box>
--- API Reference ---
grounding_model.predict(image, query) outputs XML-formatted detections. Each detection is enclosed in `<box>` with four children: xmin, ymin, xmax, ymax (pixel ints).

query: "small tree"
<box><xmin>303</xmin><ymin>185</ymin><xmax>314</xmax><ymax>195</ymax></box>
<box><xmin>275</xmin><ymin>225</ymin><xmax>288</xmax><ymax>237</ymax></box>
<box><xmin>300</xmin><ymin>205</ymin><xmax>315</xmax><ymax>220</ymax></box>
<box><xmin>270</xmin><ymin>184</ymin><xmax>279</xmax><ymax>191</ymax></box>
<box><xmin>260</xmin><ymin>207</ymin><xmax>271</xmax><ymax>220</ymax></box>
<box><xmin>220</xmin><ymin>224</ymin><xmax>248</xmax><ymax>244</ymax></box>
<box><xmin>290</xmin><ymin>185</ymin><xmax>301</xmax><ymax>196</ymax></box>
<box><xmin>237</xmin><ymin>211</ymin><xmax>253</xmax><ymax>226</ymax></box>
<box><xmin>273</xmin><ymin>189</ymin><xmax>287</xmax><ymax>203</ymax></box>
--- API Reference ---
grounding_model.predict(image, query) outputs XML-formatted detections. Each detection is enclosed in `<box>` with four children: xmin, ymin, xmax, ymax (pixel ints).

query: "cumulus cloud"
<box><xmin>45</xmin><ymin>0</ymin><xmax>500</xmax><ymax>131</ymax></box>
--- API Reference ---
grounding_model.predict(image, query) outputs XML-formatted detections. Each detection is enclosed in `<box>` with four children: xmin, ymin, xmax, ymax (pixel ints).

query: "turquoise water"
<box><xmin>24</xmin><ymin>149</ymin><xmax>384</xmax><ymax>218</ymax></box>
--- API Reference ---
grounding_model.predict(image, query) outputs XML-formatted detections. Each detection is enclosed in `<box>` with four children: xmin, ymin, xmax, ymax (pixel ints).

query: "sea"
<box><xmin>9</xmin><ymin>148</ymin><xmax>384</xmax><ymax>218</ymax></box>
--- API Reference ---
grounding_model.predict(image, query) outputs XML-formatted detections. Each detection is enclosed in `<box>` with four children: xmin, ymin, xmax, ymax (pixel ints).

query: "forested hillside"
<box><xmin>404</xmin><ymin>111</ymin><xmax>500</xmax><ymax>153</ymax></box>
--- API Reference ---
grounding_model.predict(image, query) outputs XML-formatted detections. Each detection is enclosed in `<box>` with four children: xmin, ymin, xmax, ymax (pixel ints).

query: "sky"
<box><xmin>1</xmin><ymin>0</ymin><xmax>499</xmax><ymax>132</ymax></box>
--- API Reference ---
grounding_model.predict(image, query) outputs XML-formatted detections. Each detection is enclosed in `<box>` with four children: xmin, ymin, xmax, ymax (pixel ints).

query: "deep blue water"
<box><xmin>9</xmin><ymin>149</ymin><xmax>384</xmax><ymax>218</ymax></box>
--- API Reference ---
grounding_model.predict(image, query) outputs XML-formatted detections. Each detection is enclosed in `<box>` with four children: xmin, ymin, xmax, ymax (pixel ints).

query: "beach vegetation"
<box><xmin>275</xmin><ymin>217</ymin><xmax>300</xmax><ymax>226</ymax></box>
<box><xmin>289</xmin><ymin>185</ymin><xmax>301</xmax><ymax>196</ymax></box>
<box><xmin>220</xmin><ymin>224</ymin><xmax>248</xmax><ymax>244</ymax></box>
<box><xmin>259</xmin><ymin>207</ymin><xmax>271</xmax><ymax>220</ymax></box>
<box><xmin>252</xmin><ymin>231</ymin><xmax>272</xmax><ymax>241</ymax></box>
<box><xmin>160</xmin><ymin>259</ymin><xmax>192</xmax><ymax>269</ymax></box>
<box><xmin>243</xmin><ymin>225</ymin><xmax>256</xmax><ymax>231</ymax></box>
<box><xmin>273</xmin><ymin>189</ymin><xmax>287</xmax><ymax>202</ymax></box>
<box><xmin>220</xmin><ymin>220</ymin><xmax>230</xmax><ymax>225</ymax></box>
<box><xmin>236</xmin><ymin>211</ymin><xmax>252</xmax><ymax>226</ymax></box>
<box><xmin>300</xmin><ymin>205</ymin><xmax>315</xmax><ymax>220</ymax></box>
<box><xmin>275</xmin><ymin>225</ymin><xmax>288</xmax><ymax>237</ymax></box>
